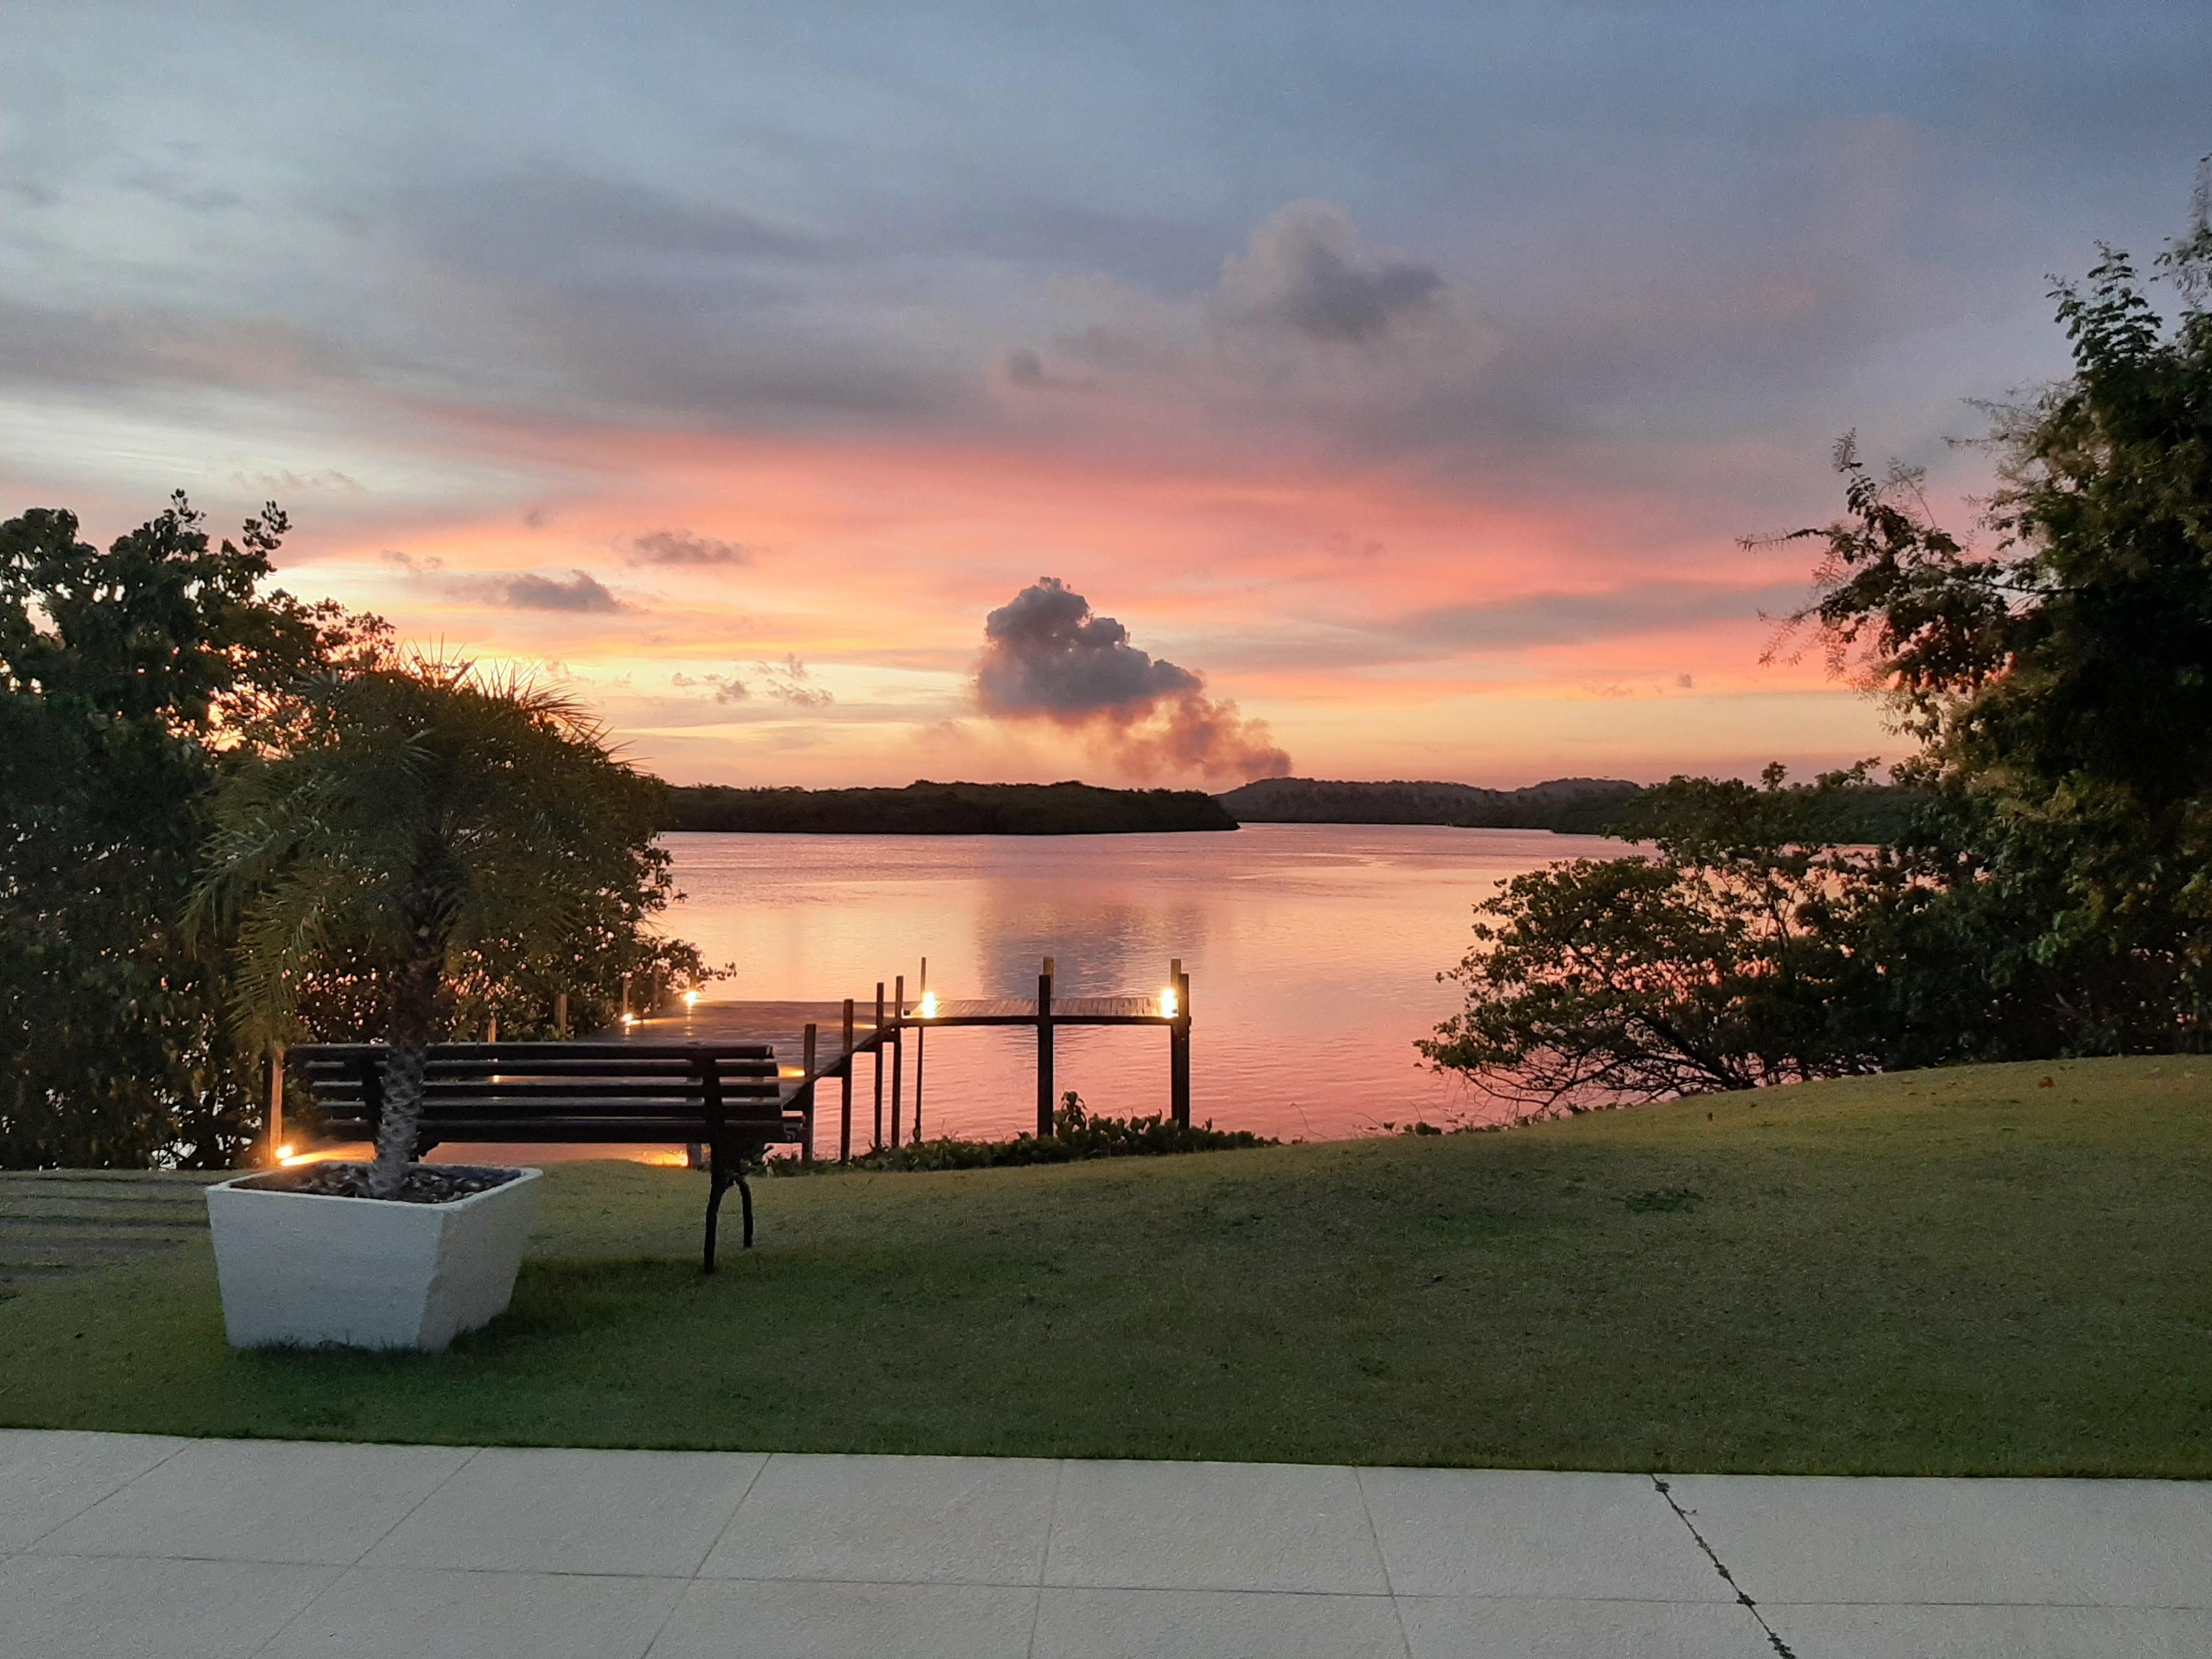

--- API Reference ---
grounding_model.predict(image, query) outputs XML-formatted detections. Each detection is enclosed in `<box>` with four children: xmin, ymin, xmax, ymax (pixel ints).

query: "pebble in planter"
<box><xmin>206</xmin><ymin>1164</ymin><xmax>541</xmax><ymax>1351</ymax></box>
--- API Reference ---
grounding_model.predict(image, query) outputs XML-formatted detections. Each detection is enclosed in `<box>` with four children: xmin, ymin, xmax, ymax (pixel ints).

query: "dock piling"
<box><xmin>873</xmin><ymin>982</ymin><xmax>885</xmax><ymax>1150</ymax></box>
<box><xmin>891</xmin><ymin>974</ymin><xmax>905</xmax><ymax>1147</ymax></box>
<box><xmin>1037</xmin><ymin>956</ymin><xmax>1056</xmax><ymax>1138</ymax></box>
<box><xmin>839</xmin><ymin>998</ymin><xmax>855</xmax><ymax>1163</ymax></box>
<box><xmin>800</xmin><ymin>1023</ymin><xmax>818</xmax><ymax>1165</ymax></box>
<box><xmin>1169</xmin><ymin>958</ymin><xmax>1191</xmax><ymax>1128</ymax></box>
<box><xmin>913</xmin><ymin>958</ymin><xmax>927</xmax><ymax>1143</ymax></box>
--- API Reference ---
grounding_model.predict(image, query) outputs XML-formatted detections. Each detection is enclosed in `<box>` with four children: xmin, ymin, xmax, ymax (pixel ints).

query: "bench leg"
<box><xmin>702</xmin><ymin>1158</ymin><xmax>759</xmax><ymax>1273</ymax></box>
<box><xmin>703</xmin><ymin>1159</ymin><xmax>732</xmax><ymax>1274</ymax></box>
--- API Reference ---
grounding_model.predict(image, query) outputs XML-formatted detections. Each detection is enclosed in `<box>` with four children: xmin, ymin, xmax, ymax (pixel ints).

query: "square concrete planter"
<box><xmin>206</xmin><ymin>1167</ymin><xmax>543</xmax><ymax>1351</ymax></box>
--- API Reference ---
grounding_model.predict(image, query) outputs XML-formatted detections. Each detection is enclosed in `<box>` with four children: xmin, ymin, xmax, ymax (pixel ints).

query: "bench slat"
<box><xmin>294</xmin><ymin>1043</ymin><xmax>772</xmax><ymax>1064</ymax></box>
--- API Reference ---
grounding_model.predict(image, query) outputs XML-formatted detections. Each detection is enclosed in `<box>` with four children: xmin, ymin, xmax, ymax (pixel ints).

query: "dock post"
<box><xmin>1169</xmin><ymin>958</ymin><xmax>1192</xmax><ymax>1128</ymax></box>
<box><xmin>873</xmin><ymin>981</ymin><xmax>886</xmax><ymax>1150</ymax></box>
<box><xmin>553</xmin><ymin>991</ymin><xmax>569</xmax><ymax>1037</ymax></box>
<box><xmin>267</xmin><ymin>1044</ymin><xmax>285</xmax><ymax>1165</ymax></box>
<box><xmin>840</xmin><ymin>997</ymin><xmax>855</xmax><ymax>1164</ymax></box>
<box><xmin>912</xmin><ymin>958</ymin><xmax>927</xmax><ymax>1143</ymax></box>
<box><xmin>1037</xmin><ymin>956</ymin><xmax>1056</xmax><ymax>1138</ymax></box>
<box><xmin>801</xmin><ymin>1022</ymin><xmax>818</xmax><ymax>1166</ymax></box>
<box><xmin>891</xmin><ymin>974</ymin><xmax>905</xmax><ymax>1147</ymax></box>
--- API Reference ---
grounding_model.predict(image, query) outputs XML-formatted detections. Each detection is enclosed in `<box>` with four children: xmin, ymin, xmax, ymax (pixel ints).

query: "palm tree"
<box><xmin>192</xmin><ymin>660</ymin><xmax>669</xmax><ymax>1198</ymax></box>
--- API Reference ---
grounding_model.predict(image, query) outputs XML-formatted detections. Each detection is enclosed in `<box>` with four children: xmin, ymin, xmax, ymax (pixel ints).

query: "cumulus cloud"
<box><xmin>754</xmin><ymin>654</ymin><xmax>832</xmax><ymax>708</ymax></box>
<box><xmin>628</xmin><ymin>528</ymin><xmax>753</xmax><ymax>566</ymax></box>
<box><xmin>673</xmin><ymin>668</ymin><xmax>753</xmax><ymax>702</ymax></box>
<box><xmin>1211</xmin><ymin>200</ymin><xmax>1442</xmax><ymax>344</ymax></box>
<box><xmin>492</xmin><ymin>569</ymin><xmax>628</xmax><ymax>612</ymax></box>
<box><xmin>974</xmin><ymin>577</ymin><xmax>1289</xmax><ymax>784</ymax></box>
<box><xmin>382</xmin><ymin>549</ymin><xmax>630</xmax><ymax>613</ymax></box>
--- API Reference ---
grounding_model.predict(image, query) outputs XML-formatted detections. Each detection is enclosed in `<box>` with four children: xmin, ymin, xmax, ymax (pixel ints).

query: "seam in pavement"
<box><xmin>1652</xmin><ymin>1477</ymin><xmax>1796</xmax><ymax>1659</ymax></box>
<box><xmin>244</xmin><ymin>1445</ymin><xmax>483</xmax><ymax>1659</ymax></box>
<box><xmin>1024</xmin><ymin>1458</ymin><xmax>1065</xmax><ymax>1659</ymax></box>
<box><xmin>19</xmin><ymin>1434</ymin><xmax>194</xmax><ymax>1551</ymax></box>
<box><xmin>636</xmin><ymin>1449</ymin><xmax>776</xmax><ymax>1658</ymax></box>
<box><xmin>1351</xmin><ymin>1465</ymin><xmax>1417</xmax><ymax>1659</ymax></box>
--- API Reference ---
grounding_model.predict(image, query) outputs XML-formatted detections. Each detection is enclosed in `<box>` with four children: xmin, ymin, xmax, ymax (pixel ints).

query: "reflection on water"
<box><xmin>661</xmin><ymin>822</ymin><xmax>1615</xmax><ymax>1144</ymax></box>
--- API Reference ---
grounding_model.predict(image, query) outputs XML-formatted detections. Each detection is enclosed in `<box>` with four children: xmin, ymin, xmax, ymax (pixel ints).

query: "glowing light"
<box><xmin>276</xmin><ymin>1144</ymin><xmax>297</xmax><ymax>1164</ymax></box>
<box><xmin>918</xmin><ymin>992</ymin><xmax>939</xmax><ymax>1019</ymax></box>
<box><xmin>621</xmin><ymin>1013</ymin><xmax>639</xmax><ymax>1029</ymax></box>
<box><xmin>1161</xmin><ymin>987</ymin><xmax>1179</xmax><ymax>1018</ymax></box>
<box><xmin>683</xmin><ymin>990</ymin><xmax>701</xmax><ymax>1010</ymax></box>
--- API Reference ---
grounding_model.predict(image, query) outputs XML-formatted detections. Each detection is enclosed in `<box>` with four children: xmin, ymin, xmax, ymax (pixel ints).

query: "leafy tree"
<box><xmin>0</xmin><ymin>495</ymin><xmax>366</xmax><ymax>1167</ymax></box>
<box><xmin>1431</xmin><ymin>177</ymin><xmax>2212</xmax><ymax>1105</ymax></box>
<box><xmin>1420</xmin><ymin>766</ymin><xmax>1894</xmax><ymax>1114</ymax></box>
<box><xmin>192</xmin><ymin>661</ymin><xmax>698</xmax><ymax>1198</ymax></box>
<box><xmin>1781</xmin><ymin>194</ymin><xmax>2212</xmax><ymax>1048</ymax></box>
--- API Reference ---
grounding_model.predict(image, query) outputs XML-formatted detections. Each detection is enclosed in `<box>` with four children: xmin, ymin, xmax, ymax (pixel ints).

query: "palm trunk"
<box><xmin>368</xmin><ymin>953</ymin><xmax>443</xmax><ymax>1199</ymax></box>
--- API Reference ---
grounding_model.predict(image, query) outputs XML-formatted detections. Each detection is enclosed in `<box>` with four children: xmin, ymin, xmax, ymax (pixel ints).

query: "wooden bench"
<box><xmin>290</xmin><ymin>1042</ymin><xmax>798</xmax><ymax>1271</ymax></box>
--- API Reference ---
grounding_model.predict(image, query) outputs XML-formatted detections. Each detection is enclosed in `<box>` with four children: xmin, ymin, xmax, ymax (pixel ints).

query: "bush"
<box><xmin>779</xmin><ymin>1091</ymin><xmax>1275</xmax><ymax>1173</ymax></box>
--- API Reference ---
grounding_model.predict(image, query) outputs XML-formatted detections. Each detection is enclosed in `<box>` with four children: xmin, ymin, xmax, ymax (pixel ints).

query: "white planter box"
<box><xmin>205</xmin><ymin>1167</ymin><xmax>543</xmax><ymax>1352</ymax></box>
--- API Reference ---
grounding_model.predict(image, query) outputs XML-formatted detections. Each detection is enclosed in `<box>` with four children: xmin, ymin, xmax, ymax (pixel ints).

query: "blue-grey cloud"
<box><xmin>628</xmin><ymin>528</ymin><xmax>753</xmax><ymax>567</ymax></box>
<box><xmin>1214</xmin><ymin>201</ymin><xmax>1442</xmax><ymax>344</ymax></box>
<box><xmin>494</xmin><ymin>569</ymin><xmax>627</xmax><ymax>613</ymax></box>
<box><xmin>976</xmin><ymin>578</ymin><xmax>1288</xmax><ymax>782</ymax></box>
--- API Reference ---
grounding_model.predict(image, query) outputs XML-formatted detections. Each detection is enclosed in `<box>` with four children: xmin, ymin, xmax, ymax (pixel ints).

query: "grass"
<box><xmin>3</xmin><ymin>1054</ymin><xmax>2209</xmax><ymax>1475</ymax></box>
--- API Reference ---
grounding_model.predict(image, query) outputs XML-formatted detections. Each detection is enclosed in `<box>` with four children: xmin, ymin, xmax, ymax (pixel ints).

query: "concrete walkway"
<box><xmin>2</xmin><ymin>1431</ymin><xmax>2207</xmax><ymax>1657</ymax></box>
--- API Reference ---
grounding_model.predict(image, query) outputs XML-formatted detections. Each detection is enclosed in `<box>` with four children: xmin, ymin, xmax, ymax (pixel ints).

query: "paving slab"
<box><xmin>258</xmin><ymin>1566</ymin><xmax>684</xmax><ymax>1659</ymax></box>
<box><xmin>701</xmin><ymin>1452</ymin><xmax>1058</xmax><ymax>1585</ymax></box>
<box><xmin>363</xmin><ymin>1446</ymin><xmax>764</xmax><ymax>1577</ymax></box>
<box><xmin>648</xmin><ymin>1577</ymin><xmax>1039</xmax><ymax>1659</ymax></box>
<box><xmin>31</xmin><ymin>1437</ymin><xmax>473</xmax><ymax>1565</ymax></box>
<box><xmin>0</xmin><ymin>1551</ymin><xmax>336</xmax><ymax>1659</ymax></box>
<box><xmin>1668</xmin><ymin>1473</ymin><xmax>2212</xmax><ymax>1608</ymax></box>
<box><xmin>1043</xmin><ymin>1458</ymin><xmax>1391</xmax><ymax>1594</ymax></box>
<box><xmin>1762</xmin><ymin>1601</ymin><xmax>2212</xmax><ymax>1658</ymax></box>
<box><xmin>1030</xmin><ymin>1586</ymin><xmax>1409</xmax><ymax>1659</ymax></box>
<box><xmin>1396</xmin><ymin>1594</ymin><xmax>1773</xmax><ymax>1659</ymax></box>
<box><xmin>1358</xmin><ymin>1466</ymin><xmax>1722</xmax><ymax>1601</ymax></box>
<box><xmin>3</xmin><ymin>1431</ymin><xmax>2207</xmax><ymax>1656</ymax></box>
<box><xmin>0</xmin><ymin>1428</ymin><xmax>183</xmax><ymax>1549</ymax></box>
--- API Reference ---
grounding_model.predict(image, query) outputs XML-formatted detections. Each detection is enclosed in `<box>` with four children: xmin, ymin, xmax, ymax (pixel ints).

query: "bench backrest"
<box><xmin>291</xmin><ymin>1042</ymin><xmax>792</xmax><ymax>1145</ymax></box>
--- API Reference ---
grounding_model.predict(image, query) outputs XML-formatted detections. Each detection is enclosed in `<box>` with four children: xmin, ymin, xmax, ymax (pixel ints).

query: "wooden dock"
<box><xmin>610</xmin><ymin>957</ymin><xmax>1193</xmax><ymax>1163</ymax></box>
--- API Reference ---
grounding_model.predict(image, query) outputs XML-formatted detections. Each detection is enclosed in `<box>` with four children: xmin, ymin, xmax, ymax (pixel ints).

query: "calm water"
<box><xmin>659</xmin><ymin>823</ymin><xmax>1616</xmax><ymax>1143</ymax></box>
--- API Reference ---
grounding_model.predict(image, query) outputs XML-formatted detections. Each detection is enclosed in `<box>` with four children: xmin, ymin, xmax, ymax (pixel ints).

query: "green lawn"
<box><xmin>4</xmin><ymin>1056</ymin><xmax>2209</xmax><ymax>1475</ymax></box>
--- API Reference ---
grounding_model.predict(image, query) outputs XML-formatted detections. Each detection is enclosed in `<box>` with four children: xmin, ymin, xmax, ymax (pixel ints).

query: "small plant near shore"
<box><xmin>786</xmin><ymin>1090</ymin><xmax>1275</xmax><ymax>1174</ymax></box>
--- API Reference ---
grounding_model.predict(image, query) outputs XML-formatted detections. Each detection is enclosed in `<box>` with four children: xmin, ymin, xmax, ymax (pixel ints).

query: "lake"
<box><xmin>659</xmin><ymin>823</ymin><xmax>1619</xmax><ymax>1144</ymax></box>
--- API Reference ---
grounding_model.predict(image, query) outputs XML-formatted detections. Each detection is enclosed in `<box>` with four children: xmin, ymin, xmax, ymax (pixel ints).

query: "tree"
<box><xmin>1781</xmin><ymin>191</ymin><xmax>2212</xmax><ymax>1047</ymax></box>
<box><xmin>1419</xmin><ymin>767</ymin><xmax>1894</xmax><ymax>1114</ymax></box>
<box><xmin>191</xmin><ymin>661</ymin><xmax>696</xmax><ymax>1198</ymax></box>
<box><xmin>0</xmin><ymin>495</ymin><xmax>368</xmax><ymax>1167</ymax></box>
<box><xmin>1429</xmin><ymin>176</ymin><xmax>2212</xmax><ymax>1105</ymax></box>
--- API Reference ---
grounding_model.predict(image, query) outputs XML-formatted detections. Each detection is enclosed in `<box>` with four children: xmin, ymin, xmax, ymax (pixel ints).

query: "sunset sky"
<box><xmin>9</xmin><ymin>3</ymin><xmax>2209</xmax><ymax>788</ymax></box>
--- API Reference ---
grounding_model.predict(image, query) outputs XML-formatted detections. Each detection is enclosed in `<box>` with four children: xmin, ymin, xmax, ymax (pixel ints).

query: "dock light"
<box><xmin>683</xmin><ymin>990</ymin><xmax>701</xmax><ymax>1011</ymax></box>
<box><xmin>276</xmin><ymin>1144</ymin><xmax>296</xmax><ymax>1164</ymax></box>
<box><xmin>1160</xmin><ymin>986</ymin><xmax>1178</xmax><ymax>1018</ymax></box>
<box><xmin>918</xmin><ymin>991</ymin><xmax>938</xmax><ymax>1019</ymax></box>
<box><xmin>621</xmin><ymin>1012</ymin><xmax>639</xmax><ymax>1029</ymax></box>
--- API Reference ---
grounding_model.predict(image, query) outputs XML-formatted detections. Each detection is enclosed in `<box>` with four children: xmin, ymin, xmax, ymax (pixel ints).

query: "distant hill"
<box><xmin>664</xmin><ymin>780</ymin><xmax>1239</xmax><ymax>836</ymax></box>
<box><xmin>1215</xmin><ymin>776</ymin><xmax>1642</xmax><ymax>834</ymax></box>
